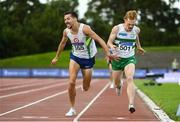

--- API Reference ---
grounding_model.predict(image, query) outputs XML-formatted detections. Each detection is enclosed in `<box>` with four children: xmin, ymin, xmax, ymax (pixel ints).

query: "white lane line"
<box><xmin>0</xmin><ymin>85</ymin><xmax>81</xmax><ymax>117</ymax></box>
<box><xmin>0</xmin><ymin>80</ymin><xmax>38</xmax><ymax>88</ymax></box>
<box><xmin>73</xmin><ymin>82</ymin><xmax>110</xmax><ymax>122</ymax></box>
<box><xmin>0</xmin><ymin>82</ymin><xmax>68</xmax><ymax>99</ymax></box>
<box><xmin>0</xmin><ymin>81</ymin><xmax>60</xmax><ymax>91</ymax></box>
<box><xmin>22</xmin><ymin>116</ymin><xmax>49</xmax><ymax>119</ymax></box>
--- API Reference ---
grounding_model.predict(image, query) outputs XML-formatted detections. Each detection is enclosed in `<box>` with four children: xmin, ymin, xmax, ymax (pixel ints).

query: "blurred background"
<box><xmin>0</xmin><ymin>0</ymin><xmax>179</xmax><ymax>55</ymax></box>
<box><xmin>0</xmin><ymin>0</ymin><xmax>180</xmax><ymax>68</ymax></box>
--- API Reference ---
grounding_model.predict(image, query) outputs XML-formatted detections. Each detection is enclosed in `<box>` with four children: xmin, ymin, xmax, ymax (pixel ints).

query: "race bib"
<box><xmin>72</xmin><ymin>43</ymin><xmax>85</xmax><ymax>51</ymax></box>
<box><xmin>119</xmin><ymin>42</ymin><xmax>134</xmax><ymax>52</ymax></box>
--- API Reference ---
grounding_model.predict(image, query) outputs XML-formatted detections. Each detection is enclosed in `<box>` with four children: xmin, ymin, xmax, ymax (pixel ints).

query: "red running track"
<box><xmin>0</xmin><ymin>78</ymin><xmax>159</xmax><ymax>122</ymax></box>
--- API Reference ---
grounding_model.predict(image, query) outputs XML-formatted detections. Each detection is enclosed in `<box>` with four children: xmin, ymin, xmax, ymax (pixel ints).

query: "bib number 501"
<box><xmin>120</xmin><ymin>45</ymin><xmax>130</xmax><ymax>51</ymax></box>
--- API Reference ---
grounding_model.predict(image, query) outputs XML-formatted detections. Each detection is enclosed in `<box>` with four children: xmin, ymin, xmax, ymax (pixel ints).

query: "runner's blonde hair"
<box><xmin>124</xmin><ymin>10</ymin><xmax>137</xmax><ymax>20</ymax></box>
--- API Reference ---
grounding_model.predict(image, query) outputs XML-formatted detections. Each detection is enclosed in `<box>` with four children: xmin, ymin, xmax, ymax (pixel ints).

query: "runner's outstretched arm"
<box><xmin>51</xmin><ymin>30</ymin><xmax>68</xmax><ymax>65</ymax></box>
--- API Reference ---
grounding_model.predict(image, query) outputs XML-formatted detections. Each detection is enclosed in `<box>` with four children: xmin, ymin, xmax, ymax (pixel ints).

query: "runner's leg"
<box><xmin>124</xmin><ymin>63</ymin><xmax>135</xmax><ymax>105</ymax></box>
<box><xmin>81</xmin><ymin>68</ymin><xmax>92</xmax><ymax>91</ymax></box>
<box><xmin>68</xmin><ymin>59</ymin><xmax>80</xmax><ymax>107</ymax></box>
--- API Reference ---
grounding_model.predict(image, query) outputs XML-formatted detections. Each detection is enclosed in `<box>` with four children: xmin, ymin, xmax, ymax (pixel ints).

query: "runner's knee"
<box><xmin>126</xmin><ymin>77</ymin><xmax>133</xmax><ymax>83</ymax></box>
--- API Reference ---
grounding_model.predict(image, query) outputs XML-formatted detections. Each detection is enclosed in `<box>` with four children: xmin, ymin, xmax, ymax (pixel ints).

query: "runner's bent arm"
<box><xmin>135</xmin><ymin>27</ymin><xmax>145</xmax><ymax>55</ymax></box>
<box><xmin>107</xmin><ymin>26</ymin><xmax>118</xmax><ymax>49</ymax></box>
<box><xmin>51</xmin><ymin>29</ymin><xmax>68</xmax><ymax>64</ymax></box>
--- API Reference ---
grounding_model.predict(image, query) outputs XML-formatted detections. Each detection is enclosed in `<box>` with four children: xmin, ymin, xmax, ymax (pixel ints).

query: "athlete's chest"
<box><xmin>68</xmin><ymin>32</ymin><xmax>86</xmax><ymax>44</ymax></box>
<box><xmin>116</xmin><ymin>31</ymin><xmax>136</xmax><ymax>40</ymax></box>
<box><xmin>114</xmin><ymin>30</ymin><xmax>136</xmax><ymax>49</ymax></box>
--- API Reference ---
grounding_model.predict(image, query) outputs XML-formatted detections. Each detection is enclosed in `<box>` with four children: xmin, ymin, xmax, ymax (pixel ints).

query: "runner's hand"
<box><xmin>106</xmin><ymin>50</ymin><xmax>120</xmax><ymax>61</ymax></box>
<box><xmin>109</xmin><ymin>45</ymin><xmax>120</xmax><ymax>61</ymax></box>
<box><xmin>137</xmin><ymin>47</ymin><xmax>145</xmax><ymax>55</ymax></box>
<box><xmin>51</xmin><ymin>57</ymin><xmax>58</xmax><ymax>65</ymax></box>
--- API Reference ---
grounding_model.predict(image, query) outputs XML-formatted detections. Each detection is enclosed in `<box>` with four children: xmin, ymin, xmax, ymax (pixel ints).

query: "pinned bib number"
<box><xmin>74</xmin><ymin>45</ymin><xmax>84</xmax><ymax>50</ymax></box>
<box><xmin>119</xmin><ymin>45</ymin><xmax>131</xmax><ymax>51</ymax></box>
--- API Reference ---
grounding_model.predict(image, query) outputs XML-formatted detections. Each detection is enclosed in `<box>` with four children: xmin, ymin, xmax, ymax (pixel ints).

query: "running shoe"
<box><xmin>110</xmin><ymin>82</ymin><xmax>115</xmax><ymax>88</ymax></box>
<box><xmin>128</xmin><ymin>104</ymin><xmax>135</xmax><ymax>113</ymax></box>
<box><xmin>65</xmin><ymin>108</ymin><xmax>76</xmax><ymax>116</ymax></box>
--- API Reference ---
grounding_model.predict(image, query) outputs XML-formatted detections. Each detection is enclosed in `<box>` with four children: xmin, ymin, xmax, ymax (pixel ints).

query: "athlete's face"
<box><xmin>64</xmin><ymin>14</ymin><xmax>76</xmax><ymax>29</ymax></box>
<box><xmin>124</xmin><ymin>18</ymin><xmax>136</xmax><ymax>32</ymax></box>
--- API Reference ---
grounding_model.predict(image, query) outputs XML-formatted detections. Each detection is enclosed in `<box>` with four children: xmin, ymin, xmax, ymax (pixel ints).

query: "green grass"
<box><xmin>0</xmin><ymin>51</ymin><xmax>69</xmax><ymax>68</ymax></box>
<box><xmin>0</xmin><ymin>49</ymin><xmax>107</xmax><ymax>68</ymax></box>
<box><xmin>135</xmin><ymin>79</ymin><xmax>180</xmax><ymax>121</ymax></box>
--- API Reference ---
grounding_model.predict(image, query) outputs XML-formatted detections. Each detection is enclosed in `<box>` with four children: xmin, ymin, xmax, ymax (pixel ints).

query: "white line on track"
<box><xmin>0</xmin><ymin>79</ymin><xmax>38</xmax><ymax>88</ymax></box>
<box><xmin>0</xmin><ymin>85</ymin><xmax>81</xmax><ymax>117</ymax></box>
<box><xmin>73</xmin><ymin>82</ymin><xmax>110</xmax><ymax>122</ymax></box>
<box><xmin>0</xmin><ymin>82</ymin><xmax>68</xmax><ymax>99</ymax></box>
<box><xmin>0</xmin><ymin>81</ymin><xmax>60</xmax><ymax>91</ymax></box>
<box><xmin>22</xmin><ymin>116</ymin><xmax>49</xmax><ymax>119</ymax></box>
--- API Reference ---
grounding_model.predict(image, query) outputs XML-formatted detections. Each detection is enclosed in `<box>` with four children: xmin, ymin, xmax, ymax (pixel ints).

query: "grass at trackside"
<box><xmin>0</xmin><ymin>50</ymin><xmax>70</xmax><ymax>68</ymax></box>
<box><xmin>0</xmin><ymin>49</ymin><xmax>107</xmax><ymax>68</ymax></box>
<box><xmin>0</xmin><ymin>51</ymin><xmax>65</xmax><ymax>68</ymax></box>
<box><xmin>135</xmin><ymin>79</ymin><xmax>180</xmax><ymax>121</ymax></box>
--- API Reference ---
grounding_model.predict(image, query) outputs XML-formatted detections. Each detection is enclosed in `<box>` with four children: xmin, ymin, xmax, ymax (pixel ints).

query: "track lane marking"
<box><xmin>73</xmin><ymin>82</ymin><xmax>110</xmax><ymax>122</ymax></box>
<box><xmin>0</xmin><ymin>89</ymin><xmax>68</xmax><ymax>117</ymax></box>
<box><xmin>0</xmin><ymin>79</ymin><xmax>38</xmax><ymax>88</ymax></box>
<box><xmin>0</xmin><ymin>85</ymin><xmax>81</xmax><ymax>117</ymax></box>
<box><xmin>0</xmin><ymin>79</ymin><xmax>99</xmax><ymax>117</ymax></box>
<box><xmin>0</xmin><ymin>82</ymin><xmax>68</xmax><ymax>99</ymax></box>
<box><xmin>0</xmin><ymin>80</ymin><xmax>61</xmax><ymax>91</ymax></box>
